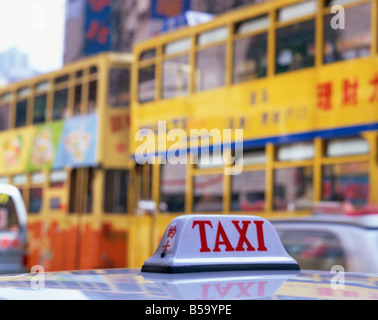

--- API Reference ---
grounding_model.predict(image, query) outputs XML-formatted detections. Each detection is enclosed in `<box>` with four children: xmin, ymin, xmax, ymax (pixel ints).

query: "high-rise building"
<box><xmin>64</xmin><ymin>0</ymin><xmax>264</xmax><ymax>64</ymax></box>
<box><xmin>0</xmin><ymin>47</ymin><xmax>39</xmax><ymax>85</ymax></box>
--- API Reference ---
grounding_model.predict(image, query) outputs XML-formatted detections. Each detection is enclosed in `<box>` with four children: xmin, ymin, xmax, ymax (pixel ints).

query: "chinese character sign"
<box><xmin>84</xmin><ymin>0</ymin><xmax>112</xmax><ymax>56</ymax></box>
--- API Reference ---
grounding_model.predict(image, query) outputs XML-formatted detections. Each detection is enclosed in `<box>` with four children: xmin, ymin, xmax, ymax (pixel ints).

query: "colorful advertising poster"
<box><xmin>150</xmin><ymin>0</ymin><xmax>191</xmax><ymax>19</ymax></box>
<box><xmin>53</xmin><ymin>114</ymin><xmax>98</xmax><ymax>169</ymax></box>
<box><xmin>0</xmin><ymin>127</ymin><xmax>35</xmax><ymax>175</ymax></box>
<box><xmin>27</xmin><ymin>121</ymin><xmax>64</xmax><ymax>172</ymax></box>
<box><xmin>83</xmin><ymin>0</ymin><xmax>112</xmax><ymax>56</ymax></box>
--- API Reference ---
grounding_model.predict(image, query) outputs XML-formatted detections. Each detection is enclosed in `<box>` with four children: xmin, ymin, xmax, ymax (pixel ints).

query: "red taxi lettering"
<box><xmin>213</xmin><ymin>222</ymin><xmax>234</xmax><ymax>252</ymax></box>
<box><xmin>192</xmin><ymin>220</ymin><xmax>213</xmax><ymax>252</ymax></box>
<box><xmin>232</xmin><ymin>221</ymin><xmax>255</xmax><ymax>252</ymax></box>
<box><xmin>192</xmin><ymin>220</ymin><xmax>267</xmax><ymax>253</ymax></box>
<box><xmin>254</xmin><ymin>220</ymin><xmax>268</xmax><ymax>252</ymax></box>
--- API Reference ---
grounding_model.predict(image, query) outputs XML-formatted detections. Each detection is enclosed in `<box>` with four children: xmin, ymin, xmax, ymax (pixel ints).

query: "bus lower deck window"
<box><xmin>193</xmin><ymin>174</ymin><xmax>223</xmax><ymax>212</ymax></box>
<box><xmin>274</xmin><ymin>167</ymin><xmax>313</xmax><ymax>212</ymax></box>
<box><xmin>160</xmin><ymin>163</ymin><xmax>186</xmax><ymax>213</ymax></box>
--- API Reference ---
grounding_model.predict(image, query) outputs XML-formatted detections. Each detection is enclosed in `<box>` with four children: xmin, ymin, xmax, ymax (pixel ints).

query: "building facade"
<box><xmin>64</xmin><ymin>0</ymin><xmax>264</xmax><ymax>64</ymax></box>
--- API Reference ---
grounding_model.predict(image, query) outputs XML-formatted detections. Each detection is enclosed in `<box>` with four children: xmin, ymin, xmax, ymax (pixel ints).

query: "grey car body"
<box><xmin>271</xmin><ymin>214</ymin><xmax>378</xmax><ymax>274</ymax></box>
<box><xmin>0</xmin><ymin>184</ymin><xmax>28</xmax><ymax>274</ymax></box>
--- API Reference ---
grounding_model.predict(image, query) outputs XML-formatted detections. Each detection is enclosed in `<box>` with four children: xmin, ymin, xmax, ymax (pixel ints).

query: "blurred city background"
<box><xmin>0</xmin><ymin>0</ymin><xmax>260</xmax><ymax>85</ymax></box>
<box><xmin>1</xmin><ymin>0</ymin><xmax>378</xmax><ymax>277</ymax></box>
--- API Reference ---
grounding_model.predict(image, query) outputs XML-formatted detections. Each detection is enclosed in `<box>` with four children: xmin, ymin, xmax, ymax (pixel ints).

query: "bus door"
<box><xmin>131</xmin><ymin>163</ymin><xmax>156</xmax><ymax>267</ymax></box>
<box><xmin>0</xmin><ymin>184</ymin><xmax>28</xmax><ymax>274</ymax></box>
<box><xmin>68</xmin><ymin>167</ymin><xmax>95</xmax><ymax>270</ymax></box>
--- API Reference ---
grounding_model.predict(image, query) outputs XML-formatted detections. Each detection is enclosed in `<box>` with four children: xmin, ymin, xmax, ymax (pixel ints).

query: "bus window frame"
<box><xmin>232</xmin><ymin>17</ymin><xmax>269</xmax><ymax>84</ymax></box>
<box><xmin>108</xmin><ymin>66</ymin><xmax>131</xmax><ymax>108</ymax></box>
<box><xmin>33</xmin><ymin>81</ymin><xmax>50</xmax><ymax>125</ymax></box>
<box><xmin>322</xmin><ymin>0</ymin><xmax>374</xmax><ymax>63</ymax></box>
<box><xmin>195</xmin><ymin>25</ymin><xmax>229</xmax><ymax>92</ymax></box>
<box><xmin>137</xmin><ymin>50</ymin><xmax>158</xmax><ymax>104</ymax></box>
<box><xmin>161</xmin><ymin>38</ymin><xmax>192</xmax><ymax>100</ymax></box>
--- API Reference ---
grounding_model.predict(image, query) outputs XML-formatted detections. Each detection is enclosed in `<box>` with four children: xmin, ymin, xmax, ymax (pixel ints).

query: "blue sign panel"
<box><xmin>83</xmin><ymin>0</ymin><xmax>112</xmax><ymax>56</ymax></box>
<box><xmin>150</xmin><ymin>0</ymin><xmax>191</xmax><ymax>19</ymax></box>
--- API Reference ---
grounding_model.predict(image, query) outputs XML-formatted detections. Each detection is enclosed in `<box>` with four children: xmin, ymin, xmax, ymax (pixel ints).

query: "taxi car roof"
<box><xmin>0</xmin><ymin>268</ymin><xmax>377</xmax><ymax>300</ymax></box>
<box><xmin>271</xmin><ymin>214</ymin><xmax>378</xmax><ymax>230</ymax></box>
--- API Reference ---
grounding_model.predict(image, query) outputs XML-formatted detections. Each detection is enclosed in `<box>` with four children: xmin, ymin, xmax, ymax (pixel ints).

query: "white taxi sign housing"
<box><xmin>142</xmin><ymin>215</ymin><xmax>300</xmax><ymax>273</ymax></box>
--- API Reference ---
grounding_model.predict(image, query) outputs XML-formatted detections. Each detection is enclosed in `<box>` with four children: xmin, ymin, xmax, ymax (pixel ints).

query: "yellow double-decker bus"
<box><xmin>130</xmin><ymin>0</ymin><xmax>378</xmax><ymax>266</ymax></box>
<box><xmin>0</xmin><ymin>53</ymin><xmax>134</xmax><ymax>271</ymax></box>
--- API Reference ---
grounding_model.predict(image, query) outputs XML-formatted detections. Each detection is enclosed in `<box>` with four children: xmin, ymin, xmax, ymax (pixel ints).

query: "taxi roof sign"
<box><xmin>142</xmin><ymin>215</ymin><xmax>300</xmax><ymax>274</ymax></box>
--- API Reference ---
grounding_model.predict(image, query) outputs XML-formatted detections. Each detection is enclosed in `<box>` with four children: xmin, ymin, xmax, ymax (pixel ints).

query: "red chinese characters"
<box><xmin>342</xmin><ymin>78</ymin><xmax>358</xmax><ymax>106</ymax></box>
<box><xmin>317</xmin><ymin>74</ymin><xmax>378</xmax><ymax>111</ymax></box>
<box><xmin>86</xmin><ymin>20</ymin><xmax>110</xmax><ymax>44</ymax></box>
<box><xmin>317</xmin><ymin>82</ymin><xmax>333</xmax><ymax>111</ymax></box>
<box><xmin>110</xmin><ymin>114</ymin><xmax>130</xmax><ymax>133</ymax></box>
<box><xmin>162</xmin><ymin>226</ymin><xmax>178</xmax><ymax>252</ymax></box>
<box><xmin>88</xmin><ymin>0</ymin><xmax>111</xmax><ymax>12</ymax></box>
<box><xmin>369</xmin><ymin>73</ymin><xmax>378</xmax><ymax>103</ymax></box>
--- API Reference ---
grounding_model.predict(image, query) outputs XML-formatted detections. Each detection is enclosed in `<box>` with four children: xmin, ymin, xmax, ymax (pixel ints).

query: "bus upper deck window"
<box><xmin>108</xmin><ymin>69</ymin><xmax>130</xmax><ymax>107</ymax></box>
<box><xmin>196</xmin><ymin>27</ymin><xmax>227</xmax><ymax>92</ymax></box>
<box><xmin>233</xmin><ymin>16</ymin><xmax>268</xmax><ymax>84</ymax></box>
<box><xmin>53</xmin><ymin>88</ymin><xmax>68</xmax><ymax>121</ymax></box>
<box><xmin>162</xmin><ymin>38</ymin><xmax>191</xmax><ymax>99</ymax></box>
<box><xmin>16</xmin><ymin>88</ymin><xmax>30</xmax><ymax>128</ymax></box>
<box><xmin>323</xmin><ymin>3</ymin><xmax>371</xmax><ymax>64</ymax></box>
<box><xmin>325</xmin><ymin>0</ymin><xmax>359</xmax><ymax>6</ymax></box>
<box><xmin>138</xmin><ymin>65</ymin><xmax>156</xmax><ymax>103</ymax></box>
<box><xmin>0</xmin><ymin>104</ymin><xmax>10</xmax><ymax>131</ymax></box>
<box><xmin>0</xmin><ymin>93</ymin><xmax>11</xmax><ymax>131</ymax></box>
<box><xmin>74</xmin><ymin>84</ymin><xmax>82</xmax><ymax>115</ymax></box>
<box><xmin>278</xmin><ymin>1</ymin><xmax>317</xmax><ymax>22</ymax></box>
<box><xmin>162</xmin><ymin>55</ymin><xmax>190</xmax><ymax>99</ymax></box>
<box><xmin>198</xmin><ymin>26</ymin><xmax>228</xmax><ymax>46</ymax></box>
<box><xmin>89</xmin><ymin>66</ymin><xmax>98</xmax><ymax>75</ymax></box>
<box><xmin>140</xmin><ymin>49</ymin><xmax>156</xmax><ymax>61</ymax></box>
<box><xmin>88</xmin><ymin>80</ymin><xmax>97</xmax><ymax>113</ymax></box>
<box><xmin>54</xmin><ymin>75</ymin><xmax>69</xmax><ymax>84</ymax></box>
<box><xmin>15</xmin><ymin>101</ymin><xmax>28</xmax><ymax>128</ymax></box>
<box><xmin>196</xmin><ymin>45</ymin><xmax>226</xmax><ymax>91</ymax></box>
<box><xmin>275</xmin><ymin>19</ymin><xmax>315</xmax><ymax>74</ymax></box>
<box><xmin>33</xmin><ymin>95</ymin><xmax>47</xmax><ymax>124</ymax></box>
<box><xmin>33</xmin><ymin>81</ymin><xmax>49</xmax><ymax>124</ymax></box>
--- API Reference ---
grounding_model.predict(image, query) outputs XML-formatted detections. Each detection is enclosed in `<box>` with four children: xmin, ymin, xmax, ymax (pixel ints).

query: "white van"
<box><xmin>0</xmin><ymin>184</ymin><xmax>28</xmax><ymax>274</ymax></box>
